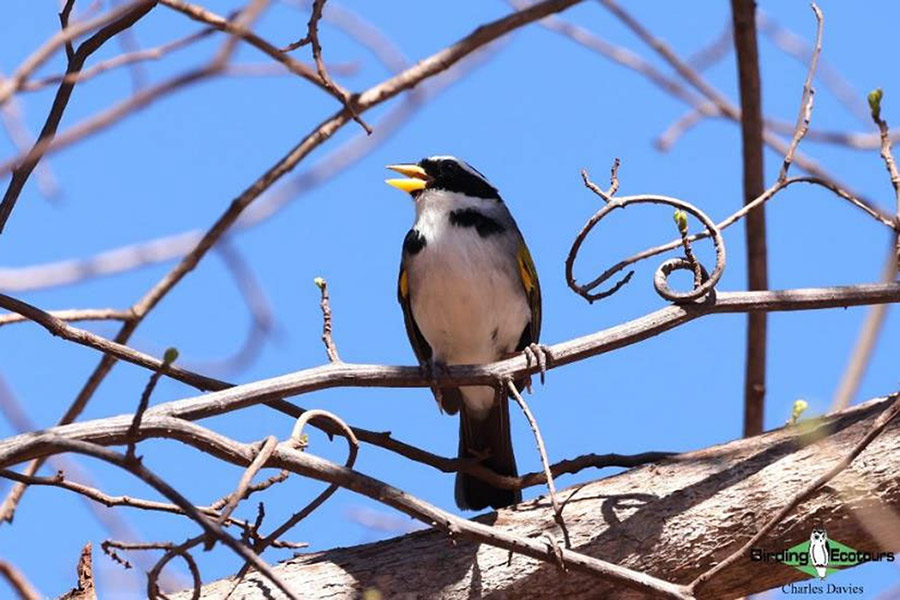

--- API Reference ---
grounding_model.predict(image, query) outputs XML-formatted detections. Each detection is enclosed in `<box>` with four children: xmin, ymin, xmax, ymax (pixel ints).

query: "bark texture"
<box><xmin>177</xmin><ymin>397</ymin><xmax>900</xmax><ymax>599</ymax></box>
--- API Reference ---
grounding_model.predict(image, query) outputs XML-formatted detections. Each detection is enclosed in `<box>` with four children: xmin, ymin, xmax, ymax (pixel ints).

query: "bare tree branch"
<box><xmin>0</xmin><ymin>560</ymin><xmax>41</xmax><ymax>600</ymax></box>
<box><xmin>0</xmin><ymin>0</ymin><xmax>157</xmax><ymax>234</ymax></box>
<box><xmin>0</xmin><ymin>307</ymin><xmax>132</xmax><ymax>328</ymax></box>
<box><xmin>730</xmin><ymin>0</ymin><xmax>770</xmax><ymax>437</ymax></box>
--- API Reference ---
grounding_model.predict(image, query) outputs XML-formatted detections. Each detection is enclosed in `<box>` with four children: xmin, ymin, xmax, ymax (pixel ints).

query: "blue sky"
<box><xmin>1</xmin><ymin>1</ymin><xmax>898</xmax><ymax>598</ymax></box>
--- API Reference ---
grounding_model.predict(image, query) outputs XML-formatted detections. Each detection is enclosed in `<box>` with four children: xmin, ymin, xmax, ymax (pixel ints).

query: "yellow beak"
<box><xmin>385</xmin><ymin>164</ymin><xmax>429</xmax><ymax>193</ymax></box>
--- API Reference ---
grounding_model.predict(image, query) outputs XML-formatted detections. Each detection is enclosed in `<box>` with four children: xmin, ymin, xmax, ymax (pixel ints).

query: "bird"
<box><xmin>385</xmin><ymin>155</ymin><xmax>545</xmax><ymax>511</ymax></box>
<box><xmin>809</xmin><ymin>527</ymin><xmax>830</xmax><ymax>579</ymax></box>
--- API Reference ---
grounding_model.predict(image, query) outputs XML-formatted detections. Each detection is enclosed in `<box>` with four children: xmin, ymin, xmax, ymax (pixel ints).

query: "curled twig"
<box><xmin>567</xmin><ymin>172</ymin><xmax>897</xmax><ymax>309</ymax></box>
<box><xmin>229</xmin><ymin>409</ymin><xmax>359</xmax><ymax>584</ymax></box>
<box><xmin>148</xmin><ymin>546</ymin><xmax>202</xmax><ymax>600</ymax></box>
<box><xmin>567</xmin><ymin>166</ymin><xmax>726</xmax><ymax>303</ymax></box>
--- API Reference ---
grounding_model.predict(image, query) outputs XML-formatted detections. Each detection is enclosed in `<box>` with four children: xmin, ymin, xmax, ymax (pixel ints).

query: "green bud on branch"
<box><xmin>787</xmin><ymin>398</ymin><xmax>809</xmax><ymax>426</ymax></box>
<box><xmin>868</xmin><ymin>88</ymin><xmax>883</xmax><ymax>122</ymax></box>
<box><xmin>163</xmin><ymin>347</ymin><xmax>179</xmax><ymax>366</ymax></box>
<box><xmin>673</xmin><ymin>209</ymin><xmax>689</xmax><ymax>235</ymax></box>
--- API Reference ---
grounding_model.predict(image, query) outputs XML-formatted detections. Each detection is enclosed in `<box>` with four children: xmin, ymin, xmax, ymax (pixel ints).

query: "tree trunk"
<box><xmin>178</xmin><ymin>396</ymin><xmax>900</xmax><ymax>599</ymax></box>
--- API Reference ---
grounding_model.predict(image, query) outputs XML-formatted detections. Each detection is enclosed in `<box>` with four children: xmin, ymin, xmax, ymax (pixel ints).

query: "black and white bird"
<box><xmin>385</xmin><ymin>156</ymin><xmax>543</xmax><ymax>511</ymax></box>
<box><xmin>809</xmin><ymin>528</ymin><xmax>830</xmax><ymax>579</ymax></box>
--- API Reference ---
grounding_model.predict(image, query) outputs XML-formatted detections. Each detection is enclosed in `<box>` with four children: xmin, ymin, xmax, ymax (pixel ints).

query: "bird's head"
<box><xmin>810</xmin><ymin>528</ymin><xmax>827</xmax><ymax>543</ymax></box>
<box><xmin>385</xmin><ymin>156</ymin><xmax>500</xmax><ymax>202</ymax></box>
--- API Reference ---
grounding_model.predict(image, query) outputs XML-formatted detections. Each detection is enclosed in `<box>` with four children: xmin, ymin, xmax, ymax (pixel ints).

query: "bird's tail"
<box><xmin>455</xmin><ymin>393</ymin><xmax>521</xmax><ymax>511</ymax></box>
<box><xmin>816</xmin><ymin>566</ymin><xmax>827</xmax><ymax>579</ymax></box>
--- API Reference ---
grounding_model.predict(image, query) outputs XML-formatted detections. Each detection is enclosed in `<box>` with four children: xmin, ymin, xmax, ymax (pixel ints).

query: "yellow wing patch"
<box><xmin>516</xmin><ymin>240</ymin><xmax>542</xmax><ymax>343</ymax></box>
<box><xmin>516</xmin><ymin>243</ymin><xmax>537</xmax><ymax>294</ymax></box>
<box><xmin>399</xmin><ymin>268</ymin><xmax>409</xmax><ymax>299</ymax></box>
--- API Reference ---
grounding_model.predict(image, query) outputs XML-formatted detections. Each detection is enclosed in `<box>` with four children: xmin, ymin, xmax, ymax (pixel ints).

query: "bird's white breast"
<box><xmin>406</xmin><ymin>192</ymin><xmax>530</xmax><ymax>415</ymax></box>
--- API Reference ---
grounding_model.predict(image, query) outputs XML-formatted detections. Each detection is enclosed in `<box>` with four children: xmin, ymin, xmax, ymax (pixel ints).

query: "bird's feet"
<box><xmin>421</xmin><ymin>358</ymin><xmax>449</xmax><ymax>413</ymax></box>
<box><xmin>523</xmin><ymin>343</ymin><xmax>553</xmax><ymax>389</ymax></box>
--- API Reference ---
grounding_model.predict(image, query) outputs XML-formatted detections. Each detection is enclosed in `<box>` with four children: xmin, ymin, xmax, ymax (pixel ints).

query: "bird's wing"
<box><xmin>514</xmin><ymin>236</ymin><xmax>541</xmax><ymax>348</ymax></box>
<box><xmin>397</xmin><ymin>266</ymin><xmax>432</xmax><ymax>364</ymax></box>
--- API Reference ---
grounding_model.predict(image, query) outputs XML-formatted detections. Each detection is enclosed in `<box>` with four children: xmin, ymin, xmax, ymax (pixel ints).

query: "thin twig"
<box><xmin>0</xmin><ymin>467</ymin><xmax>248</xmax><ymax>528</ymax></box>
<box><xmin>59</xmin><ymin>0</ymin><xmax>77</xmax><ymax>62</ymax></box>
<box><xmin>757</xmin><ymin>9</ymin><xmax>870</xmax><ymax>125</ymax></box>
<box><xmin>507</xmin><ymin>380</ymin><xmax>568</xmax><ymax>546</ymax></box>
<box><xmin>314</xmin><ymin>277</ymin><xmax>340</xmax><ymax>362</ymax></box>
<box><xmin>283</xmin><ymin>0</ymin><xmax>371</xmax><ymax>133</ymax></box>
<box><xmin>869</xmin><ymin>89</ymin><xmax>900</xmax><ymax>232</ymax></box>
<box><xmin>831</xmin><ymin>89</ymin><xmax>900</xmax><ymax>410</ymax></box>
<box><xmin>0</xmin><ymin>560</ymin><xmax>41</xmax><ymax>600</ymax></box>
<box><xmin>126</xmin><ymin>348</ymin><xmax>178</xmax><ymax>463</ymax></box>
<box><xmin>158</xmin><ymin>0</ymin><xmax>339</xmax><ymax>100</ymax></box>
<box><xmin>209</xmin><ymin>470</ymin><xmax>289</xmax><ymax>510</ymax></box>
<box><xmin>778</xmin><ymin>3</ymin><xmax>824</xmax><ymax>182</ymax></box>
<box><xmin>0</xmin><ymin>307</ymin><xmax>132</xmax><ymax>327</ymax></box>
<box><xmin>215</xmin><ymin>436</ymin><xmax>278</xmax><ymax>528</ymax></box>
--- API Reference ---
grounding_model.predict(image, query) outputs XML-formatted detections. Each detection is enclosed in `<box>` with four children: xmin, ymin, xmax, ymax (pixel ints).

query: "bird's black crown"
<box><xmin>418</xmin><ymin>156</ymin><xmax>501</xmax><ymax>200</ymax></box>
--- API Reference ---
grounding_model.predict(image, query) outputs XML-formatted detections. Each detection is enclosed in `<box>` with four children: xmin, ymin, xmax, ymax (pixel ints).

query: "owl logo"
<box><xmin>808</xmin><ymin>527</ymin><xmax>830</xmax><ymax>579</ymax></box>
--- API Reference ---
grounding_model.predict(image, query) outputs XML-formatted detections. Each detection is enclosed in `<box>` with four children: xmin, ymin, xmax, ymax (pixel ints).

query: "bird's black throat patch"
<box><xmin>448</xmin><ymin>208</ymin><xmax>505</xmax><ymax>237</ymax></box>
<box><xmin>403</xmin><ymin>228</ymin><xmax>427</xmax><ymax>255</ymax></box>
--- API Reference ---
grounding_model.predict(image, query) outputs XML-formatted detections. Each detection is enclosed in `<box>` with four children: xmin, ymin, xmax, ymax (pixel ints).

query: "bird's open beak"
<box><xmin>385</xmin><ymin>164</ymin><xmax>430</xmax><ymax>193</ymax></box>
